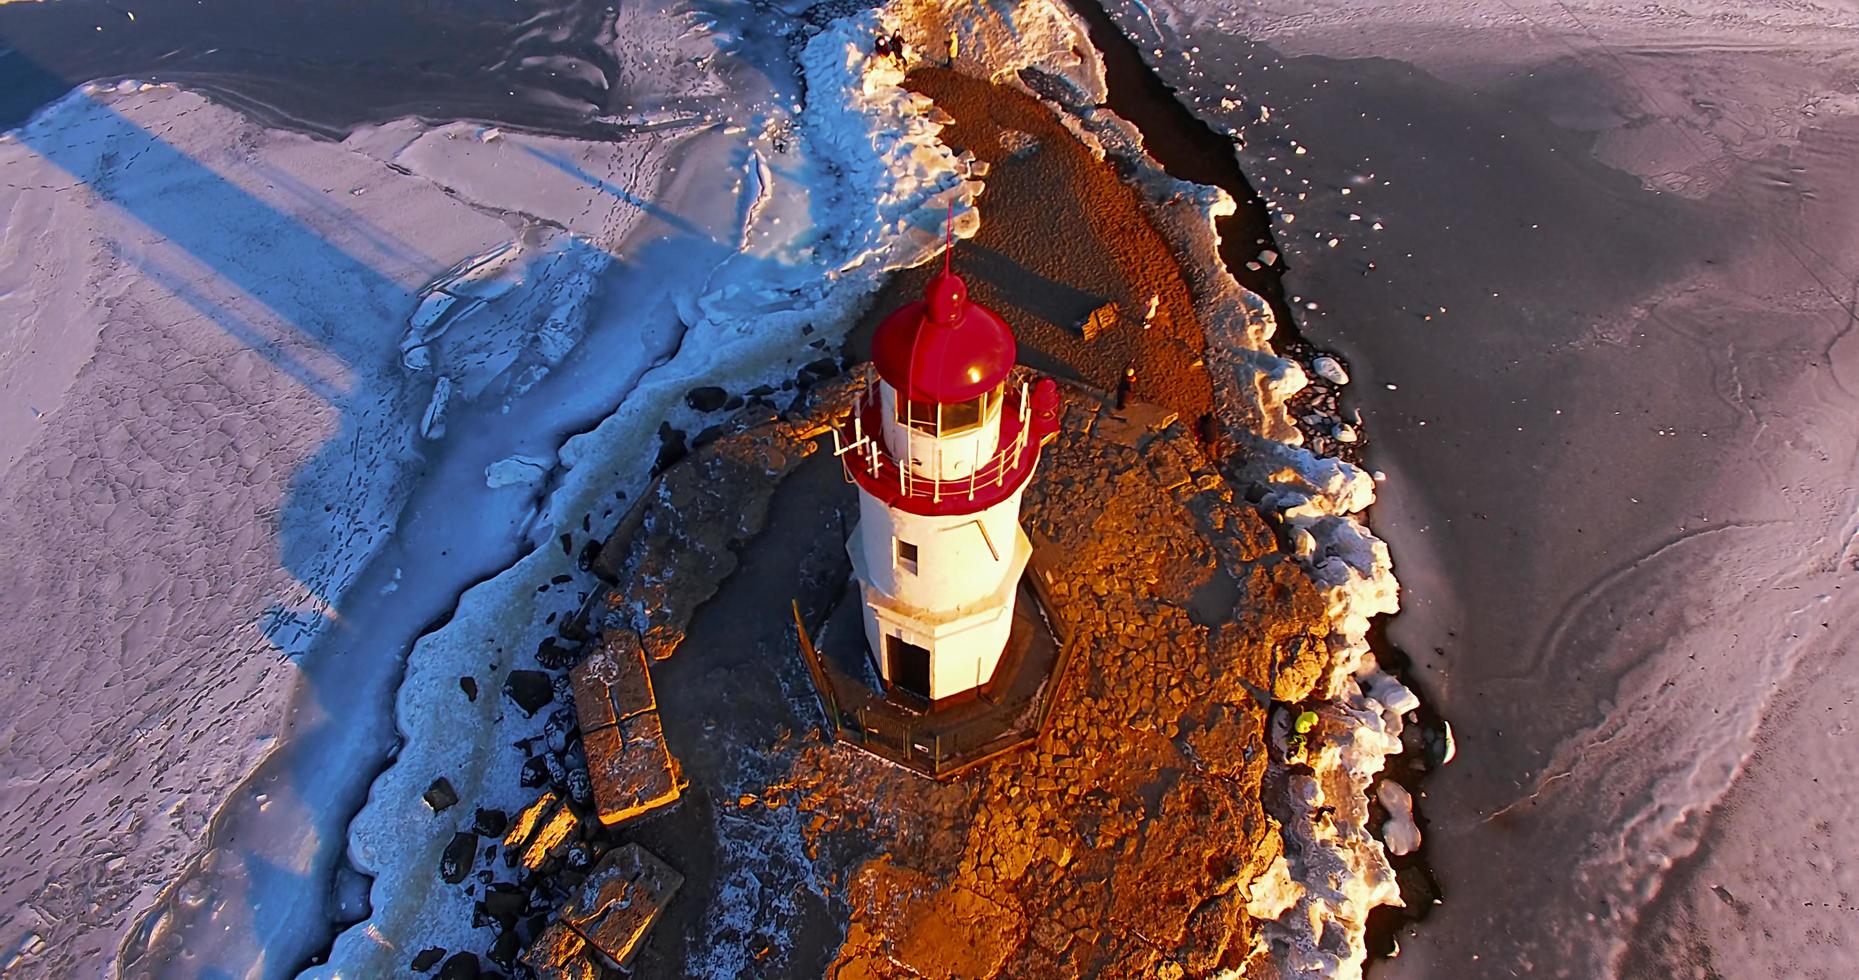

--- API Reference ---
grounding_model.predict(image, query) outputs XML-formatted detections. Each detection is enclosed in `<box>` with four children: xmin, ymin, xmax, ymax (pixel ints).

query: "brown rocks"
<box><xmin>521</xmin><ymin>844</ymin><xmax>684</xmax><ymax>977</ymax></box>
<box><xmin>569</xmin><ymin>629</ymin><xmax>679</xmax><ymax>826</ymax></box>
<box><xmin>566</xmin><ymin>844</ymin><xmax>684</xmax><ymax>966</ymax></box>
<box><xmin>779</xmin><ymin>387</ymin><xmax>1313</xmax><ymax>979</ymax></box>
<box><xmin>593</xmin><ymin>403</ymin><xmax>830</xmax><ymax>662</ymax></box>
<box><xmin>501</xmin><ymin>790</ymin><xmax>579</xmax><ymax>871</ymax></box>
<box><xmin>1077</xmin><ymin>302</ymin><xmax>1119</xmax><ymax>341</ymax></box>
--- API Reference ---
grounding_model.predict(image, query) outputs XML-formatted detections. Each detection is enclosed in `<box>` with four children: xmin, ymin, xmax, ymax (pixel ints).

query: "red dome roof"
<box><xmin>871</xmin><ymin>270</ymin><xmax>1016</xmax><ymax>403</ymax></box>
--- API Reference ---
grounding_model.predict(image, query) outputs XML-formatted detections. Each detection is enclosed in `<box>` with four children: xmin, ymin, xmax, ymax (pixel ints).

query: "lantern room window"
<box><xmin>894</xmin><ymin>385</ymin><xmax>1001</xmax><ymax>435</ymax></box>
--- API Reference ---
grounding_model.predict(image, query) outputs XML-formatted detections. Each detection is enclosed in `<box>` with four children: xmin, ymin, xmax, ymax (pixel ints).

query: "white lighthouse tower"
<box><xmin>834</xmin><ymin>254</ymin><xmax>1060</xmax><ymax>707</ymax></box>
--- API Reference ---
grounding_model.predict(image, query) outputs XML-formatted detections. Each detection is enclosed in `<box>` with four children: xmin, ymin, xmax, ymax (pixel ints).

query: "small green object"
<box><xmin>1294</xmin><ymin>710</ymin><xmax>1319</xmax><ymax>734</ymax></box>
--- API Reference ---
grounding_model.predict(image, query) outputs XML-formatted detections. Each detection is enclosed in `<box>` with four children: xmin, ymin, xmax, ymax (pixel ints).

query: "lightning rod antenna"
<box><xmin>944</xmin><ymin>199</ymin><xmax>954</xmax><ymax>276</ymax></box>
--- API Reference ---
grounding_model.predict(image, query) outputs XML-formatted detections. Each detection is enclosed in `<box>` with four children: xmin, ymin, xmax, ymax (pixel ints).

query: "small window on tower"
<box><xmin>896</xmin><ymin>538</ymin><xmax>919</xmax><ymax>574</ymax></box>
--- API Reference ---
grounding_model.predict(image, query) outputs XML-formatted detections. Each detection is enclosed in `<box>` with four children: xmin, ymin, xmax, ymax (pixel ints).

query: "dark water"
<box><xmin>0</xmin><ymin>0</ymin><xmax>621</xmax><ymax>136</ymax></box>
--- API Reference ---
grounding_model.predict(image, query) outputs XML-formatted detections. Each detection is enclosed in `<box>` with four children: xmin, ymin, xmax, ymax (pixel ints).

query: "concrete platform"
<box><xmin>795</xmin><ymin>542</ymin><xmax>1071</xmax><ymax>779</ymax></box>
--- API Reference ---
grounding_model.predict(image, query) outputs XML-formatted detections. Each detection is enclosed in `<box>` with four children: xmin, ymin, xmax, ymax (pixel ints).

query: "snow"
<box><xmin>484</xmin><ymin>455</ymin><xmax>552</xmax><ymax>490</ymax></box>
<box><xmin>1244</xmin><ymin>853</ymin><xmax>1306</xmax><ymax>922</ymax></box>
<box><xmin>311</xmin><ymin>1</ymin><xmax>1091</xmax><ymax>973</ymax></box>
<box><xmin>0</xmin><ymin>84</ymin><xmax>526</xmax><ymax>976</ymax></box>
<box><xmin>1375</xmin><ymin>780</ymin><xmax>1420</xmax><ymax>857</ymax></box>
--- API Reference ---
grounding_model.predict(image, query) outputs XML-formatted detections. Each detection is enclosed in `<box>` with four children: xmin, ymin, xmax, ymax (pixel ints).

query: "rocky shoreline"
<box><xmin>351</xmin><ymin>2</ymin><xmax>1414</xmax><ymax>975</ymax></box>
<box><xmin>450</xmin><ymin>369</ymin><xmax>1322</xmax><ymax>978</ymax></box>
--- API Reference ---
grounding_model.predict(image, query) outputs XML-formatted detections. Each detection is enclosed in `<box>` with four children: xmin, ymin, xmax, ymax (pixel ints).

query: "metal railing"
<box><xmin>832</xmin><ymin>377</ymin><xmax>1035</xmax><ymax>506</ymax></box>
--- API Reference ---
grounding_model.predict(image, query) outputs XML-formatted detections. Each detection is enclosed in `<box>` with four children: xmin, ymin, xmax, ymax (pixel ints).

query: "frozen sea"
<box><xmin>3</xmin><ymin>0</ymin><xmax>1857</xmax><ymax>977</ymax></box>
<box><xmin>0</xmin><ymin>0</ymin><xmax>858</xmax><ymax>974</ymax></box>
<box><xmin>1106</xmin><ymin>1</ymin><xmax>1859</xmax><ymax>977</ymax></box>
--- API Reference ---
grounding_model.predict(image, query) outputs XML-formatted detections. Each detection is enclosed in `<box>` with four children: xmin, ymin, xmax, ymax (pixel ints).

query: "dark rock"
<box><xmin>567</xmin><ymin>768</ymin><xmax>593</xmax><ymax>806</ymax></box>
<box><xmin>437</xmin><ymin>951</ymin><xmax>481</xmax><ymax>980</ymax></box>
<box><xmin>483</xmin><ymin>883</ymin><xmax>528</xmax><ymax>925</ymax></box>
<box><xmin>474</xmin><ymin>807</ymin><xmax>509</xmax><ymax>838</ymax></box>
<box><xmin>797</xmin><ymin>356</ymin><xmax>840</xmax><ymax>386</ymax></box>
<box><xmin>520</xmin><ymin>755</ymin><xmax>551</xmax><ymax>788</ymax></box>
<box><xmin>551</xmin><ymin>674</ymin><xmax>575</xmax><ymax>706</ymax></box>
<box><xmin>544</xmin><ymin>751</ymin><xmax>568</xmax><ymax>786</ymax></box>
<box><xmin>459</xmin><ymin>676</ymin><xmax>478</xmax><ymax>701</ymax></box>
<box><xmin>424</xmin><ymin>777</ymin><xmax>459</xmax><ymax>813</ymax></box>
<box><xmin>1395</xmin><ymin>862</ymin><xmax>1441</xmax><ymax>908</ymax></box>
<box><xmin>488</xmin><ymin>928</ymin><xmax>521</xmax><ymax>970</ymax></box>
<box><xmin>439</xmin><ymin>832</ymin><xmax>478</xmax><ymax>885</ymax></box>
<box><xmin>535</xmin><ymin>637</ymin><xmax>582</xmax><ymax>672</ymax></box>
<box><xmin>654</xmin><ymin>422</ymin><xmax>688</xmax><ymax>472</ymax></box>
<box><xmin>576</xmin><ymin>538</ymin><xmax>604</xmax><ymax>576</ymax></box>
<box><xmin>504</xmin><ymin>670</ymin><xmax>553</xmax><ymax>716</ymax></box>
<box><xmin>684</xmin><ymin>385</ymin><xmax>730</xmax><ymax>412</ymax></box>
<box><xmin>411</xmin><ymin>947</ymin><xmax>447</xmax><ymax>972</ymax></box>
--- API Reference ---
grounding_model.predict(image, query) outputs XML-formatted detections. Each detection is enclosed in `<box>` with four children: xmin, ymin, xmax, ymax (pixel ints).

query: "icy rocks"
<box><xmin>1428</xmin><ymin>719</ymin><xmax>1457</xmax><ymax>766</ymax></box>
<box><xmin>533</xmin><ymin>636</ymin><xmax>583</xmax><ymax>672</ymax></box>
<box><xmin>1311</xmin><ymin>355</ymin><xmax>1350</xmax><ymax>386</ymax></box>
<box><xmin>569</xmin><ymin>630</ymin><xmax>680</xmax><ymax>826</ymax></box>
<box><xmin>1377</xmin><ymin>780</ymin><xmax>1421</xmax><ymax>856</ymax></box>
<box><xmin>569</xmin><ymin>845</ymin><xmax>683</xmax><ymax>965</ymax></box>
<box><xmin>439</xmin><ymin>832</ymin><xmax>477</xmax><ymax>885</ymax></box>
<box><xmin>502</xmin><ymin>790</ymin><xmax>580</xmax><ymax>870</ymax></box>
<box><xmin>521</xmin><ymin>845</ymin><xmax>683</xmax><ymax>977</ymax></box>
<box><xmin>423</xmin><ymin>777</ymin><xmax>459</xmax><ymax>813</ymax></box>
<box><xmin>503</xmin><ymin>669</ymin><xmax>553</xmax><ymax>716</ymax></box>
<box><xmin>683</xmin><ymin>385</ymin><xmax>730</xmax><ymax>412</ymax></box>
<box><xmin>437</xmin><ymin>952</ymin><xmax>480</xmax><ymax>979</ymax></box>
<box><xmin>484</xmin><ymin>454</ymin><xmax>551</xmax><ymax>490</ymax></box>
<box><xmin>473</xmin><ymin>807</ymin><xmax>508</xmax><ymax>838</ymax></box>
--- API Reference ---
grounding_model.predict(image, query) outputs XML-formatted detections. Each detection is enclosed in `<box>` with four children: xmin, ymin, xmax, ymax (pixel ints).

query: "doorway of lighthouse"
<box><xmin>886</xmin><ymin>634</ymin><xmax>932</xmax><ymax>704</ymax></box>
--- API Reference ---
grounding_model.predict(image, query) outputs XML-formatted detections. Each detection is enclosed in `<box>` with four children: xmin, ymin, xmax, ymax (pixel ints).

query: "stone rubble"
<box><xmin>570</xmin><ymin>629</ymin><xmax>680</xmax><ymax>827</ymax></box>
<box><xmin>521</xmin><ymin>844</ymin><xmax>684</xmax><ymax>978</ymax></box>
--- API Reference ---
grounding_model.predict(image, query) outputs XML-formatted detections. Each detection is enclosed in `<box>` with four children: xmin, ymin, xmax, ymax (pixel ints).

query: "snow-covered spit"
<box><xmin>0</xmin><ymin>0</ymin><xmax>902</xmax><ymax>970</ymax></box>
<box><xmin>1107</xmin><ymin>1</ymin><xmax>1859</xmax><ymax>978</ymax></box>
<box><xmin>0</xmin><ymin>1</ymin><xmax>1409</xmax><ymax>976</ymax></box>
<box><xmin>985</xmin><ymin>26</ymin><xmax>1413</xmax><ymax>971</ymax></box>
<box><xmin>310</xmin><ymin>1</ymin><xmax>1117</xmax><ymax>975</ymax></box>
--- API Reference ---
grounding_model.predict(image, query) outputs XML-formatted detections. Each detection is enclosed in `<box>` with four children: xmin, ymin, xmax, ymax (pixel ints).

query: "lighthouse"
<box><xmin>834</xmin><ymin>252</ymin><xmax>1061</xmax><ymax>707</ymax></box>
